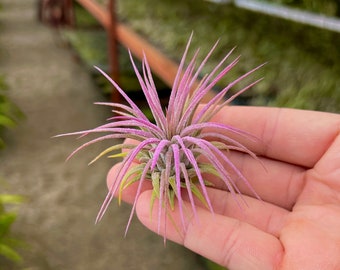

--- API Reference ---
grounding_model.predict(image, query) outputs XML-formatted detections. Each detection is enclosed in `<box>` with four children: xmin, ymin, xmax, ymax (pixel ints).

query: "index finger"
<box><xmin>210</xmin><ymin>106</ymin><xmax>340</xmax><ymax>168</ymax></box>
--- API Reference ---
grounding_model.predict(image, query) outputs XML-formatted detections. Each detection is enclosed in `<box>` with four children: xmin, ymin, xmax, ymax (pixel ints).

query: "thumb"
<box><xmin>136</xmin><ymin>190</ymin><xmax>283</xmax><ymax>269</ymax></box>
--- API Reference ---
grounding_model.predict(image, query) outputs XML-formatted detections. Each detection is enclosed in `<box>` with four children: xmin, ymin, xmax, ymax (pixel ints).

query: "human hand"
<box><xmin>107</xmin><ymin>106</ymin><xmax>340</xmax><ymax>270</ymax></box>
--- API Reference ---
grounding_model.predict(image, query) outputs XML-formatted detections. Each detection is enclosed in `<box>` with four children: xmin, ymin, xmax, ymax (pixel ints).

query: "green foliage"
<box><xmin>117</xmin><ymin>0</ymin><xmax>340</xmax><ymax>113</ymax></box>
<box><xmin>264</xmin><ymin>0</ymin><xmax>339</xmax><ymax>16</ymax></box>
<box><xmin>74</xmin><ymin>2</ymin><xmax>101</xmax><ymax>28</ymax></box>
<box><xmin>0</xmin><ymin>75</ymin><xmax>24</xmax><ymax>148</ymax></box>
<box><xmin>0</xmin><ymin>193</ymin><xmax>24</xmax><ymax>266</ymax></box>
<box><xmin>0</xmin><ymin>75</ymin><xmax>24</xmax><ymax>266</ymax></box>
<box><xmin>62</xmin><ymin>30</ymin><xmax>108</xmax><ymax>67</ymax></box>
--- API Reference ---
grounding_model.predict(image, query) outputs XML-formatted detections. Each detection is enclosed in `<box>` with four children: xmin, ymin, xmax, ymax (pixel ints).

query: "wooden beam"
<box><xmin>107</xmin><ymin>0</ymin><xmax>120</xmax><ymax>102</ymax></box>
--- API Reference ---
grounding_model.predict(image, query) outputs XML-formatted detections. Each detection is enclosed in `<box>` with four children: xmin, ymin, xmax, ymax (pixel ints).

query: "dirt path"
<box><xmin>0</xmin><ymin>1</ymin><xmax>205</xmax><ymax>269</ymax></box>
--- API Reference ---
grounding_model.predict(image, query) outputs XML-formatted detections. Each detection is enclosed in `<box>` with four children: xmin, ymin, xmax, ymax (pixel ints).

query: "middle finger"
<box><xmin>201</xmin><ymin>150</ymin><xmax>306</xmax><ymax>210</ymax></box>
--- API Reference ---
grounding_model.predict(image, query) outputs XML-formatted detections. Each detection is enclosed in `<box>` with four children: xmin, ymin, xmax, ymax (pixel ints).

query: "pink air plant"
<box><xmin>57</xmin><ymin>35</ymin><xmax>264</xmax><ymax>239</ymax></box>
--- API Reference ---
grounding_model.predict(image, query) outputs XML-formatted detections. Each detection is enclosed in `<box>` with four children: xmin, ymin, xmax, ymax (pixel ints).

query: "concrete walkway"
<box><xmin>0</xmin><ymin>1</ymin><xmax>205</xmax><ymax>269</ymax></box>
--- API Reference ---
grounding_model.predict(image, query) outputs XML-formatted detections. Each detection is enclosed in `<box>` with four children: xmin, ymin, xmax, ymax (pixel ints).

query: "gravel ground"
<box><xmin>0</xmin><ymin>1</ymin><xmax>206</xmax><ymax>269</ymax></box>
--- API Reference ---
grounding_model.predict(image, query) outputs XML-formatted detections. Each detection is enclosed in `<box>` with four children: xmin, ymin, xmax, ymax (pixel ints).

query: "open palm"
<box><xmin>108</xmin><ymin>106</ymin><xmax>340</xmax><ymax>270</ymax></box>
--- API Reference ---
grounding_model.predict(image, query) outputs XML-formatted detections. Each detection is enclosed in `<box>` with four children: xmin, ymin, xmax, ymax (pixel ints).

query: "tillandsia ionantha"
<box><xmin>57</xmin><ymin>35</ymin><xmax>265</xmax><ymax>239</ymax></box>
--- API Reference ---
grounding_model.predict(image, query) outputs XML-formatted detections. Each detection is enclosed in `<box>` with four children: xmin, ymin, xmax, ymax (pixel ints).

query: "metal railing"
<box><xmin>207</xmin><ymin>0</ymin><xmax>340</xmax><ymax>33</ymax></box>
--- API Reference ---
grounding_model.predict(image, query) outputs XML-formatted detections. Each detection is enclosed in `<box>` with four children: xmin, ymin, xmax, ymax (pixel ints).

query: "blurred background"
<box><xmin>0</xmin><ymin>0</ymin><xmax>339</xmax><ymax>269</ymax></box>
<box><xmin>63</xmin><ymin>0</ymin><xmax>340</xmax><ymax>112</ymax></box>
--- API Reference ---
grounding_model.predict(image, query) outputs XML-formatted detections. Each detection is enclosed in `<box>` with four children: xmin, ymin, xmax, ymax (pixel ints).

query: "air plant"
<box><xmin>57</xmin><ymin>35</ymin><xmax>264</xmax><ymax>239</ymax></box>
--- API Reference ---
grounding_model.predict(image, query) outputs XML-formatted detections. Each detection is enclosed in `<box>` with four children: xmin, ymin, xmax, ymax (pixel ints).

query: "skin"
<box><xmin>107</xmin><ymin>106</ymin><xmax>340</xmax><ymax>270</ymax></box>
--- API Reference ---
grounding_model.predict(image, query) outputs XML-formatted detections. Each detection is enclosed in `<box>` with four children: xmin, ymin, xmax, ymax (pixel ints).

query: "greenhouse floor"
<box><xmin>0</xmin><ymin>0</ymin><xmax>206</xmax><ymax>269</ymax></box>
